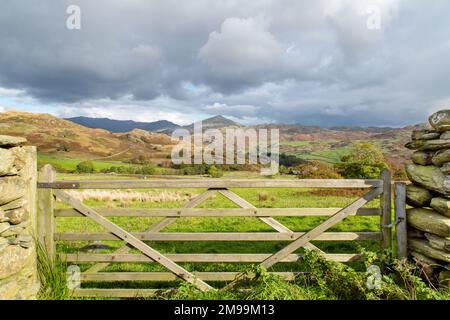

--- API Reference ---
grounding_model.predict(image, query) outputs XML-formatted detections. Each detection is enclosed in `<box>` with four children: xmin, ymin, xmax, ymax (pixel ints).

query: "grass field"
<box><xmin>281</xmin><ymin>138</ymin><xmax>404</xmax><ymax>164</ymax></box>
<box><xmin>38</xmin><ymin>154</ymin><xmax>136</xmax><ymax>171</ymax></box>
<box><xmin>38</xmin><ymin>154</ymin><xmax>178</xmax><ymax>175</ymax></box>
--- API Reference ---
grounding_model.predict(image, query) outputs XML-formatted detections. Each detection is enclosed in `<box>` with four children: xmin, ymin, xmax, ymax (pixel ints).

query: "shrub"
<box><xmin>279</xmin><ymin>153</ymin><xmax>308</xmax><ymax>167</ymax></box>
<box><xmin>76</xmin><ymin>160</ymin><xmax>95</xmax><ymax>173</ymax></box>
<box><xmin>56</xmin><ymin>144</ymin><xmax>70</xmax><ymax>152</ymax></box>
<box><xmin>337</xmin><ymin>143</ymin><xmax>389</xmax><ymax>179</ymax></box>
<box><xmin>140</xmin><ymin>165</ymin><xmax>155</xmax><ymax>175</ymax></box>
<box><xmin>100</xmin><ymin>164</ymin><xmax>156</xmax><ymax>175</ymax></box>
<box><xmin>258</xmin><ymin>192</ymin><xmax>269</xmax><ymax>201</ymax></box>
<box><xmin>208</xmin><ymin>165</ymin><xmax>223</xmax><ymax>178</ymax></box>
<box><xmin>179</xmin><ymin>164</ymin><xmax>210</xmax><ymax>175</ymax></box>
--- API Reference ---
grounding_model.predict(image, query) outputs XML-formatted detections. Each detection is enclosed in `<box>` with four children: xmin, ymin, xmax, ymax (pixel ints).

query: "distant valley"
<box><xmin>0</xmin><ymin>111</ymin><xmax>422</xmax><ymax>171</ymax></box>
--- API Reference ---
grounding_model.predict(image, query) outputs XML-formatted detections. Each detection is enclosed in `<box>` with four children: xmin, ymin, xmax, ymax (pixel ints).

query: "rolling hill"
<box><xmin>0</xmin><ymin>112</ymin><xmax>176</xmax><ymax>164</ymax></box>
<box><xmin>0</xmin><ymin>111</ymin><xmax>421</xmax><ymax>171</ymax></box>
<box><xmin>274</xmin><ymin>123</ymin><xmax>422</xmax><ymax>168</ymax></box>
<box><xmin>183</xmin><ymin>115</ymin><xmax>241</xmax><ymax>132</ymax></box>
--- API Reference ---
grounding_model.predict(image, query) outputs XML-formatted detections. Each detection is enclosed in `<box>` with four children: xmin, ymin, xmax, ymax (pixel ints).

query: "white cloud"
<box><xmin>0</xmin><ymin>0</ymin><xmax>449</xmax><ymax>126</ymax></box>
<box><xmin>199</xmin><ymin>17</ymin><xmax>283</xmax><ymax>79</ymax></box>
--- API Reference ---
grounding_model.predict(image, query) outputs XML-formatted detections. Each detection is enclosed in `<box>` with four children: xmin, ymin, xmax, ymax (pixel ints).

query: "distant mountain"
<box><xmin>328</xmin><ymin>126</ymin><xmax>396</xmax><ymax>133</ymax></box>
<box><xmin>183</xmin><ymin>115</ymin><xmax>241</xmax><ymax>132</ymax></box>
<box><xmin>66</xmin><ymin>115</ymin><xmax>240</xmax><ymax>134</ymax></box>
<box><xmin>66</xmin><ymin>116</ymin><xmax>180</xmax><ymax>133</ymax></box>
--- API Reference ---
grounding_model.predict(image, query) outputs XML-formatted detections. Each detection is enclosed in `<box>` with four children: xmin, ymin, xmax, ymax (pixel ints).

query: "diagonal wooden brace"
<box><xmin>53</xmin><ymin>190</ymin><xmax>213</xmax><ymax>292</ymax></box>
<box><xmin>224</xmin><ymin>187</ymin><xmax>383</xmax><ymax>290</ymax></box>
<box><xmin>85</xmin><ymin>189</ymin><xmax>217</xmax><ymax>273</ymax></box>
<box><xmin>260</xmin><ymin>187</ymin><xmax>383</xmax><ymax>269</ymax></box>
<box><xmin>218</xmin><ymin>189</ymin><xmax>324</xmax><ymax>253</ymax></box>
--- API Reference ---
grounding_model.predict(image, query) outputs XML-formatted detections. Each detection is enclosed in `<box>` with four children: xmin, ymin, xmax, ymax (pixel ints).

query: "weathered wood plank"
<box><xmin>53</xmin><ymin>189</ymin><xmax>213</xmax><ymax>292</ymax></box>
<box><xmin>381</xmin><ymin>169</ymin><xmax>392</xmax><ymax>251</ymax></box>
<box><xmin>37</xmin><ymin>165</ymin><xmax>56</xmax><ymax>260</ymax></box>
<box><xmin>394</xmin><ymin>182</ymin><xmax>407</xmax><ymax>259</ymax></box>
<box><xmin>39</xmin><ymin>178</ymin><xmax>383</xmax><ymax>189</ymax></box>
<box><xmin>259</xmin><ymin>187</ymin><xmax>383</xmax><ymax>269</ymax></box>
<box><xmin>55</xmin><ymin>231</ymin><xmax>382</xmax><ymax>241</ymax></box>
<box><xmin>80</xmin><ymin>272</ymin><xmax>301</xmax><ymax>282</ymax></box>
<box><xmin>54</xmin><ymin>207</ymin><xmax>380</xmax><ymax>217</ymax></box>
<box><xmin>72</xmin><ymin>289</ymin><xmax>161</xmax><ymax>298</ymax></box>
<box><xmin>61</xmin><ymin>253</ymin><xmax>363</xmax><ymax>263</ymax></box>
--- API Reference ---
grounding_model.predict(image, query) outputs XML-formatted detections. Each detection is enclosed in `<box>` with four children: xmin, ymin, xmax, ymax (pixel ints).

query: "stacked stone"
<box><xmin>405</xmin><ymin>110</ymin><xmax>450</xmax><ymax>286</ymax></box>
<box><xmin>0</xmin><ymin>135</ymin><xmax>39</xmax><ymax>299</ymax></box>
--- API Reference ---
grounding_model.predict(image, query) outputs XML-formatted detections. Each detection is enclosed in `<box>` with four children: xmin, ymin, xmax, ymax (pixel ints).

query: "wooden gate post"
<box><xmin>37</xmin><ymin>164</ymin><xmax>56</xmax><ymax>260</ymax></box>
<box><xmin>380</xmin><ymin>169</ymin><xmax>392</xmax><ymax>252</ymax></box>
<box><xmin>394</xmin><ymin>182</ymin><xmax>407</xmax><ymax>259</ymax></box>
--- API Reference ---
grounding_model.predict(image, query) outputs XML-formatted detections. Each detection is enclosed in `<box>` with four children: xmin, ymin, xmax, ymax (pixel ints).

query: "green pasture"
<box><xmin>38</xmin><ymin>154</ymin><xmax>134</xmax><ymax>171</ymax></box>
<box><xmin>38</xmin><ymin>154</ymin><xmax>178</xmax><ymax>175</ymax></box>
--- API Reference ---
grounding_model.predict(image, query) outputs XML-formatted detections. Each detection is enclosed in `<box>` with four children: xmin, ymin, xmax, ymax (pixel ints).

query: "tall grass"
<box><xmin>64</xmin><ymin>190</ymin><xmax>198</xmax><ymax>203</ymax></box>
<box><xmin>36</xmin><ymin>240</ymin><xmax>71</xmax><ymax>300</ymax></box>
<box><xmin>165</xmin><ymin>251</ymin><xmax>450</xmax><ymax>301</ymax></box>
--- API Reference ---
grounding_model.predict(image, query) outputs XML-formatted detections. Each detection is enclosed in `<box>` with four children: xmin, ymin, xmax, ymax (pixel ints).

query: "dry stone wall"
<box><xmin>405</xmin><ymin>110</ymin><xmax>450</xmax><ymax>287</ymax></box>
<box><xmin>0</xmin><ymin>135</ymin><xmax>39</xmax><ymax>299</ymax></box>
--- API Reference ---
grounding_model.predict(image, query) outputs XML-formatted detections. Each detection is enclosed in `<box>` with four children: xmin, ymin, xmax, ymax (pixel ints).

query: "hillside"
<box><xmin>0</xmin><ymin>111</ymin><xmax>420</xmax><ymax>170</ymax></box>
<box><xmin>273</xmin><ymin>124</ymin><xmax>424</xmax><ymax>167</ymax></box>
<box><xmin>183</xmin><ymin>115</ymin><xmax>241</xmax><ymax>132</ymax></box>
<box><xmin>0</xmin><ymin>112</ymin><xmax>175</xmax><ymax>164</ymax></box>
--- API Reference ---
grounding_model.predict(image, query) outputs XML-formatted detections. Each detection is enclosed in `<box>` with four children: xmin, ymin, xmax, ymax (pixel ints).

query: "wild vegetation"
<box><xmin>38</xmin><ymin>246</ymin><xmax>450</xmax><ymax>300</ymax></box>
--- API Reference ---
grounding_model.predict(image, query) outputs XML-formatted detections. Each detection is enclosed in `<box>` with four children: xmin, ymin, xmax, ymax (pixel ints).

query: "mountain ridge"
<box><xmin>67</xmin><ymin>114</ymin><xmax>424</xmax><ymax>134</ymax></box>
<box><xmin>66</xmin><ymin>116</ymin><xmax>180</xmax><ymax>133</ymax></box>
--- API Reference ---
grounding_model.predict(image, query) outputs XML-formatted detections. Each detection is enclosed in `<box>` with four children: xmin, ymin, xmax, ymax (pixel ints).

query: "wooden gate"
<box><xmin>37</xmin><ymin>165</ymin><xmax>392</xmax><ymax>298</ymax></box>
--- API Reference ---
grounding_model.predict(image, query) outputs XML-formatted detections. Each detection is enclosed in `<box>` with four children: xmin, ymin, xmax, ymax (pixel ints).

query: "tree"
<box><xmin>208</xmin><ymin>165</ymin><xmax>223</xmax><ymax>178</ymax></box>
<box><xmin>140</xmin><ymin>165</ymin><xmax>156</xmax><ymax>175</ymax></box>
<box><xmin>76</xmin><ymin>160</ymin><xmax>95</xmax><ymax>173</ymax></box>
<box><xmin>279</xmin><ymin>153</ymin><xmax>308</xmax><ymax>168</ymax></box>
<box><xmin>337</xmin><ymin>143</ymin><xmax>389</xmax><ymax>179</ymax></box>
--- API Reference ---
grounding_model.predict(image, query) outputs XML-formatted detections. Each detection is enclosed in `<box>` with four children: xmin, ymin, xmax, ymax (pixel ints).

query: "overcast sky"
<box><xmin>0</xmin><ymin>0</ymin><xmax>449</xmax><ymax>126</ymax></box>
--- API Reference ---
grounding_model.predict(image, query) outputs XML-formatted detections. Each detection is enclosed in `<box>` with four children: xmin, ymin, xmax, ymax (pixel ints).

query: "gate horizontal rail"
<box><xmin>37</xmin><ymin>178</ymin><xmax>382</xmax><ymax>189</ymax></box>
<box><xmin>55</xmin><ymin>231</ymin><xmax>382</xmax><ymax>241</ymax></box>
<box><xmin>54</xmin><ymin>207</ymin><xmax>381</xmax><ymax>217</ymax></box>
<box><xmin>61</xmin><ymin>253</ymin><xmax>363</xmax><ymax>263</ymax></box>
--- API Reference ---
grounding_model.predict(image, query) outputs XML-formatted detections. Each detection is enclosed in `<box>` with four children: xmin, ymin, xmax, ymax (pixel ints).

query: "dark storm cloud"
<box><xmin>0</xmin><ymin>0</ymin><xmax>450</xmax><ymax>126</ymax></box>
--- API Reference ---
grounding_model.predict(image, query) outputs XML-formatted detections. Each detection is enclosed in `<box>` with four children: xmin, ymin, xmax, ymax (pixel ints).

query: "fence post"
<box><xmin>37</xmin><ymin>164</ymin><xmax>56</xmax><ymax>260</ymax></box>
<box><xmin>394</xmin><ymin>182</ymin><xmax>407</xmax><ymax>260</ymax></box>
<box><xmin>380</xmin><ymin>169</ymin><xmax>392</xmax><ymax>252</ymax></box>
